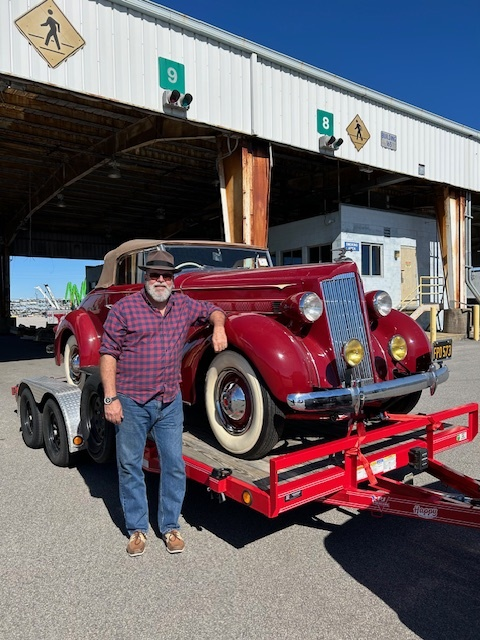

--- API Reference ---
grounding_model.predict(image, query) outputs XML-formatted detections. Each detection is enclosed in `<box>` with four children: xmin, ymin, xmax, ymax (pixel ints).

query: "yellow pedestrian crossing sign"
<box><xmin>347</xmin><ymin>115</ymin><xmax>370</xmax><ymax>151</ymax></box>
<box><xmin>15</xmin><ymin>0</ymin><xmax>85</xmax><ymax>69</ymax></box>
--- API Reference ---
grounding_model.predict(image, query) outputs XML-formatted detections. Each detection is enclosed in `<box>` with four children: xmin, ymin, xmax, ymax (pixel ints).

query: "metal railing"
<box><xmin>398</xmin><ymin>275</ymin><xmax>445</xmax><ymax>312</ymax></box>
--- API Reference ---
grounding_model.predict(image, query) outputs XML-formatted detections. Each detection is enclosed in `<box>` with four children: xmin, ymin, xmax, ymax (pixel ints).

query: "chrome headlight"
<box><xmin>372</xmin><ymin>291</ymin><xmax>392</xmax><ymax>317</ymax></box>
<box><xmin>343</xmin><ymin>339</ymin><xmax>365</xmax><ymax>367</ymax></box>
<box><xmin>299</xmin><ymin>292</ymin><xmax>323</xmax><ymax>322</ymax></box>
<box><xmin>389</xmin><ymin>334</ymin><xmax>408</xmax><ymax>361</ymax></box>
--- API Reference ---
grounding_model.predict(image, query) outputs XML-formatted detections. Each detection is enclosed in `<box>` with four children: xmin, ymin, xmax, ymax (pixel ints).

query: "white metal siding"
<box><xmin>2</xmin><ymin>0</ymin><xmax>480</xmax><ymax>191</ymax></box>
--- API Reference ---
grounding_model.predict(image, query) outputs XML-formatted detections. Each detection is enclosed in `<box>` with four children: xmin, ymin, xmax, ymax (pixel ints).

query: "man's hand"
<box><xmin>212</xmin><ymin>325</ymin><xmax>228</xmax><ymax>353</ymax></box>
<box><xmin>210</xmin><ymin>310</ymin><xmax>228</xmax><ymax>352</ymax></box>
<box><xmin>104</xmin><ymin>398</ymin><xmax>123</xmax><ymax>425</ymax></box>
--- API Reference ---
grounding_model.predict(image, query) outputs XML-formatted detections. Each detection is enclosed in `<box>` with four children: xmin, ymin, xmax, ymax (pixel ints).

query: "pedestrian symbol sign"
<box><xmin>347</xmin><ymin>115</ymin><xmax>370</xmax><ymax>151</ymax></box>
<box><xmin>15</xmin><ymin>0</ymin><xmax>85</xmax><ymax>69</ymax></box>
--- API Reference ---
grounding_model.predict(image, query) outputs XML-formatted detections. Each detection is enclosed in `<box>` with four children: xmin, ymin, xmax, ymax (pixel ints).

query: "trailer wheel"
<box><xmin>42</xmin><ymin>399</ymin><xmax>70</xmax><ymax>467</ymax></box>
<box><xmin>19</xmin><ymin>388</ymin><xmax>43</xmax><ymax>449</ymax></box>
<box><xmin>205</xmin><ymin>351</ymin><xmax>284</xmax><ymax>459</ymax></box>
<box><xmin>64</xmin><ymin>335</ymin><xmax>86</xmax><ymax>388</ymax></box>
<box><xmin>80</xmin><ymin>374</ymin><xmax>115</xmax><ymax>464</ymax></box>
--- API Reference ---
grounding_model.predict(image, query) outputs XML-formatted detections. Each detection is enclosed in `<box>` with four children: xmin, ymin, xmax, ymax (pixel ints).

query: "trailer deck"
<box><xmin>144</xmin><ymin>403</ymin><xmax>480</xmax><ymax>525</ymax></box>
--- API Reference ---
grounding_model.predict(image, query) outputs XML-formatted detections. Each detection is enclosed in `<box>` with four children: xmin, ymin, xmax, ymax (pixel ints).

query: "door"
<box><xmin>400</xmin><ymin>246</ymin><xmax>419</xmax><ymax>308</ymax></box>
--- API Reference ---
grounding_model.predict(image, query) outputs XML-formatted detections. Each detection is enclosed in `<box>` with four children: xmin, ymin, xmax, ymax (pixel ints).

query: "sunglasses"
<box><xmin>146</xmin><ymin>271</ymin><xmax>174</xmax><ymax>281</ymax></box>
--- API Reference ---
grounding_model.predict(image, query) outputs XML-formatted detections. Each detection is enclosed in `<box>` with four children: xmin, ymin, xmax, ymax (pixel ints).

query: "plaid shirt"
<box><xmin>99</xmin><ymin>288</ymin><xmax>223</xmax><ymax>404</ymax></box>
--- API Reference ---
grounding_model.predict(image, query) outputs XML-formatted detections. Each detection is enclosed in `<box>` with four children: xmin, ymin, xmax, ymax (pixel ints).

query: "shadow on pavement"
<box><xmin>323</xmin><ymin>508</ymin><xmax>480</xmax><ymax>640</ymax></box>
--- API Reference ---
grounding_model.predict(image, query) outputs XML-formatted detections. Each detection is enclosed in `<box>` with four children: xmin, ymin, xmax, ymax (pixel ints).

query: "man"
<box><xmin>99</xmin><ymin>249</ymin><xmax>227</xmax><ymax>557</ymax></box>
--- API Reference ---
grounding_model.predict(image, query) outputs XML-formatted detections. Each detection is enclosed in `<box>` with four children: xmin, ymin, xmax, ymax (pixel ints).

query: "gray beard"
<box><xmin>145</xmin><ymin>281</ymin><xmax>173</xmax><ymax>303</ymax></box>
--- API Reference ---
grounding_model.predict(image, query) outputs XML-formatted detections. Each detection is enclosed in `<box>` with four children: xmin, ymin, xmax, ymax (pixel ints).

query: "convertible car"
<box><xmin>54</xmin><ymin>239</ymin><xmax>448</xmax><ymax>460</ymax></box>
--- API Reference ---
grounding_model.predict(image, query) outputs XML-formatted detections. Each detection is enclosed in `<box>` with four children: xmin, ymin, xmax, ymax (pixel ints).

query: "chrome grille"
<box><xmin>321</xmin><ymin>272</ymin><xmax>374</xmax><ymax>384</ymax></box>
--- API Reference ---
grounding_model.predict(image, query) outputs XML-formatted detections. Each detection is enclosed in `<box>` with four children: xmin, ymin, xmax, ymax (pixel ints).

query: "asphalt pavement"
<box><xmin>1</xmin><ymin>333</ymin><xmax>480</xmax><ymax>640</ymax></box>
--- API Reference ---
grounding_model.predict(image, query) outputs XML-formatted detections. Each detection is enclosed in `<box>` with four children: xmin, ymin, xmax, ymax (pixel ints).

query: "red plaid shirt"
<box><xmin>99</xmin><ymin>288</ymin><xmax>222</xmax><ymax>404</ymax></box>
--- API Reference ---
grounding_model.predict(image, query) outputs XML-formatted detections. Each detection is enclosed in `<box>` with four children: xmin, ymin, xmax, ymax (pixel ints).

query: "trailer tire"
<box><xmin>19</xmin><ymin>388</ymin><xmax>43</xmax><ymax>449</ymax></box>
<box><xmin>205</xmin><ymin>350</ymin><xmax>284</xmax><ymax>459</ymax></box>
<box><xmin>80</xmin><ymin>374</ymin><xmax>115</xmax><ymax>464</ymax></box>
<box><xmin>42</xmin><ymin>398</ymin><xmax>70</xmax><ymax>467</ymax></box>
<box><xmin>64</xmin><ymin>335</ymin><xmax>86</xmax><ymax>388</ymax></box>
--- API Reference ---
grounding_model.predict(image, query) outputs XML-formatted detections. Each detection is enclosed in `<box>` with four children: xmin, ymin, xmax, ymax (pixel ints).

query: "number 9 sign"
<box><xmin>159</xmin><ymin>57</ymin><xmax>185</xmax><ymax>94</ymax></box>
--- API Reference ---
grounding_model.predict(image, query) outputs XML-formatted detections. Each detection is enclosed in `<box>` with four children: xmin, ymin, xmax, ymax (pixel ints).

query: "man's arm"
<box><xmin>100</xmin><ymin>354</ymin><xmax>123</xmax><ymax>424</ymax></box>
<box><xmin>209</xmin><ymin>309</ymin><xmax>228</xmax><ymax>353</ymax></box>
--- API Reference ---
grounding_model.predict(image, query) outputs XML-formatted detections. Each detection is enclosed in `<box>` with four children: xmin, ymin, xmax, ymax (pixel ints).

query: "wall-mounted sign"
<box><xmin>159</xmin><ymin>57</ymin><xmax>186</xmax><ymax>94</ymax></box>
<box><xmin>15</xmin><ymin>0</ymin><xmax>85</xmax><ymax>69</ymax></box>
<box><xmin>381</xmin><ymin>131</ymin><xmax>397</xmax><ymax>151</ymax></box>
<box><xmin>317</xmin><ymin>109</ymin><xmax>334</xmax><ymax>137</ymax></box>
<box><xmin>346</xmin><ymin>115</ymin><xmax>370</xmax><ymax>151</ymax></box>
<box><xmin>344</xmin><ymin>242</ymin><xmax>360</xmax><ymax>251</ymax></box>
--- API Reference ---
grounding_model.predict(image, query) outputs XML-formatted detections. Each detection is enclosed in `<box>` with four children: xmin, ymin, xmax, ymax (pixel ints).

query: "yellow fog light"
<box><xmin>343</xmin><ymin>339</ymin><xmax>364</xmax><ymax>367</ymax></box>
<box><xmin>389</xmin><ymin>335</ymin><xmax>408</xmax><ymax>361</ymax></box>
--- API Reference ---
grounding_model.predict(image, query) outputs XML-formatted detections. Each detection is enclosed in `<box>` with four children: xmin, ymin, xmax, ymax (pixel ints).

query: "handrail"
<box><xmin>398</xmin><ymin>275</ymin><xmax>445</xmax><ymax>312</ymax></box>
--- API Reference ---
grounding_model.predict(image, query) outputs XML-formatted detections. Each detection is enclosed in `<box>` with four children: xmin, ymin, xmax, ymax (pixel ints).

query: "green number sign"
<box><xmin>158</xmin><ymin>57</ymin><xmax>185</xmax><ymax>94</ymax></box>
<box><xmin>317</xmin><ymin>109</ymin><xmax>334</xmax><ymax>136</ymax></box>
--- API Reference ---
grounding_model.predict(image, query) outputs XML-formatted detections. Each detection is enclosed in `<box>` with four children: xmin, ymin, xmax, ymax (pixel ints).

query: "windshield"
<box><xmin>140</xmin><ymin>245</ymin><xmax>272</xmax><ymax>270</ymax></box>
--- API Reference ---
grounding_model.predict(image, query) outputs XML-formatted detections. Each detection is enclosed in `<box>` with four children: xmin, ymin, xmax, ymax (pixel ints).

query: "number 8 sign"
<box><xmin>317</xmin><ymin>109</ymin><xmax>334</xmax><ymax>137</ymax></box>
<box><xmin>159</xmin><ymin>57</ymin><xmax>186</xmax><ymax>94</ymax></box>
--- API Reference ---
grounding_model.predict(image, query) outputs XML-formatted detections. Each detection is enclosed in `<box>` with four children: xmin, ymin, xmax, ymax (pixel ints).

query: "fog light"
<box><xmin>389</xmin><ymin>334</ymin><xmax>408</xmax><ymax>361</ymax></box>
<box><xmin>343</xmin><ymin>339</ymin><xmax>364</xmax><ymax>367</ymax></box>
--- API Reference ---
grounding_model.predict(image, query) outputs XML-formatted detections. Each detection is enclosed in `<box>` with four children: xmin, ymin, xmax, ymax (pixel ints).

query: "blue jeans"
<box><xmin>115</xmin><ymin>392</ymin><xmax>186</xmax><ymax>536</ymax></box>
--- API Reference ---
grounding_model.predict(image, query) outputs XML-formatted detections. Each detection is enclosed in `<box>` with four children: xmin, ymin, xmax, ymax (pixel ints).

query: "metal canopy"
<box><xmin>1</xmin><ymin>74</ymin><xmax>479</xmax><ymax>262</ymax></box>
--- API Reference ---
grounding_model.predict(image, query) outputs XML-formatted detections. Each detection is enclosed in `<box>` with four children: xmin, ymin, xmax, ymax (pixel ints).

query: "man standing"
<box><xmin>100</xmin><ymin>250</ymin><xmax>227</xmax><ymax>557</ymax></box>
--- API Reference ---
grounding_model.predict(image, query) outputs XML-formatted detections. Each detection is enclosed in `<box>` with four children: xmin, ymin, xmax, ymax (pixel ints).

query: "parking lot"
<box><xmin>1</xmin><ymin>333</ymin><xmax>480</xmax><ymax>640</ymax></box>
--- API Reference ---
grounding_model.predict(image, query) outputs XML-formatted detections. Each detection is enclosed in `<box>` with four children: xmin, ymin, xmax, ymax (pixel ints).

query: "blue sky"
<box><xmin>11</xmin><ymin>0</ymin><xmax>480</xmax><ymax>300</ymax></box>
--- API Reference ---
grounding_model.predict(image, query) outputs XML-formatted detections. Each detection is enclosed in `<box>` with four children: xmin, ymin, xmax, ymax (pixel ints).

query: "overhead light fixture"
<box><xmin>108</xmin><ymin>159</ymin><xmax>121</xmax><ymax>179</ymax></box>
<box><xmin>56</xmin><ymin>193</ymin><xmax>66</xmax><ymax>208</ymax></box>
<box><xmin>359</xmin><ymin>166</ymin><xmax>374</xmax><ymax>173</ymax></box>
<box><xmin>155</xmin><ymin>207</ymin><xmax>166</xmax><ymax>220</ymax></box>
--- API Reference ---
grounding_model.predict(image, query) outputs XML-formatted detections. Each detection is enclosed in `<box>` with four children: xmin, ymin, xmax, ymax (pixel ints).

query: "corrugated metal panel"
<box><xmin>1</xmin><ymin>0</ymin><xmax>479</xmax><ymax>191</ymax></box>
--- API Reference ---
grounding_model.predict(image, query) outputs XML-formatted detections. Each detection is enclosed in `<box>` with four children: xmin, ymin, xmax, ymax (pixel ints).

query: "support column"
<box><xmin>0</xmin><ymin>240</ymin><xmax>11</xmax><ymax>334</ymax></box>
<box><xmin>436</xmin><ymin>187</ymin><xmax>468</xmax><ymax>333</ymax></box>
<box><xmin>217</xmin><ymin>138</ymin><xmax>271</xmax><ymax>247</ymax></box>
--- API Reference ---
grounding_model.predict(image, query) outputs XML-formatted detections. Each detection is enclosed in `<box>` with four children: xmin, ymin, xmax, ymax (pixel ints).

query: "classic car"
<box><xmin>54</xmin><ymin>239</ymin><xmax>449</xmax><ymax>460</ymax></box>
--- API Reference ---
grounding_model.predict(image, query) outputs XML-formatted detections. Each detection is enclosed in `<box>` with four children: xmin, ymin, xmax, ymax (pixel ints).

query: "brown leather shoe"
<box><xmin>126</xmin><ymin>531</ymin><xmax>147</xmax><ymax>557</ymax></box>
<box><xmin>163</xmin><ymin>530</ymin><xmax>185</xmax><ymax>554</ymax></box>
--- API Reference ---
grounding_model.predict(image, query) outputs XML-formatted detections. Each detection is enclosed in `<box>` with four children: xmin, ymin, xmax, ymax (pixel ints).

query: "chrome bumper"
<box><xmin>286</xmin><ymin>364</ymin><xmax>449</xmax><ymax>414</ymax></box>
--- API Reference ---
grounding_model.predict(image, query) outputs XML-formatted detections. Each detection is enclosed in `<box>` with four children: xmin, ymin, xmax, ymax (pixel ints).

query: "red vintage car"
<box><xmin>55</xmin><ymin>239</ymin><xmax>449</xmax><ymax>460</ymax></box>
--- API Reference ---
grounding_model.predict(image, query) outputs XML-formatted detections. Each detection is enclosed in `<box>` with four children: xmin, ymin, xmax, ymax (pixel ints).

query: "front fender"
<box><xmin>371</xmin><ymin>308</ymin><xmax>433</xmax><ymax>374</ymax></box>
<box><xmin>224</xmin><ymin>313</ymin><xmax>319</xmax><ymax>404</ymax></box>
<box><xmin>54</xmin><ymin>309</ymin><xmax>104</xmax><ymax>368</ymax></box>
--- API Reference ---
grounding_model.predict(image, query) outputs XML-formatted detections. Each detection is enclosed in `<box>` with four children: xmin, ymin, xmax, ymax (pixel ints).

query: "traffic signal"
<box><xmin>319</xmin><ymin>135</ymin><xmax>344</xmax><ymax>152</ymax></box>
<box><xmin>163</xmin><ymin>90</ymin><xmax>193</xmax><ymax>111</ymax></box>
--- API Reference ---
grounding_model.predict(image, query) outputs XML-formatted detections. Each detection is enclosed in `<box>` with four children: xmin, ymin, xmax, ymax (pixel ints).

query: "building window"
<box><xmin>309</xmin><ymin>244</ymin><xmax>332</xmax><ymax>263</ymax></box>
<box><xmin>361</xmin><ymin>243</ymin><xmax>382</xmax><ymax>276</ymax></box>
<box><xmin>281</xmin><ymin>249</ymin><xmax>302</xmax><ymax>265</ymax></box>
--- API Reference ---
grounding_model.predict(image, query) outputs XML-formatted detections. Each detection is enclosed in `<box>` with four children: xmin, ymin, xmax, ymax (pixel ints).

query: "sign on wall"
<box><xmin>347</xmin><ymin>115</ymin><xmax>370</xmax><ymax>151</ymax></box>
<box><xmin>15</xmin><ymin>0</ymin><xmax>85</xmax><ymax>69</ymax></box>
<box><xmin>317</xmin><ymin>109</ymin><xmax>334</xmax><ymax>137</ymax></box>
<box><xmin>158</xmin><ymin>57</ymin><xmax>186</xmax><ymax>94</ymax></box>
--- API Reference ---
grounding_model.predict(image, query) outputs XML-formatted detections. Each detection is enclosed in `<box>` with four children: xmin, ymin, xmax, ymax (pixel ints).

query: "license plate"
<box><xmin>432</xmin><ymin>338</ymin><xmax>453</xmax><ymax>361</ymax></box>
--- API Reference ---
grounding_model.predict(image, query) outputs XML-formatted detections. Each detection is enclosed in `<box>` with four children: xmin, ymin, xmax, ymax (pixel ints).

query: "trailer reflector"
<box><xmin>73</xmin><ymin>436</ymin><xmax>83</xmax><ymax>446</ymax></box>
<box><xmin>242</xmin><ymin>490</ymin><xmax>253</xmax><ymax>506</ymax></box>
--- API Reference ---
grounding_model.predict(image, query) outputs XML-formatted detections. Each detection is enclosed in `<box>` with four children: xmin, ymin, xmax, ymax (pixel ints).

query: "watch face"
<box><xmin>104</xmin><ymin>397</ymin><xmax>112</xmax><ymax>404</ymax></box>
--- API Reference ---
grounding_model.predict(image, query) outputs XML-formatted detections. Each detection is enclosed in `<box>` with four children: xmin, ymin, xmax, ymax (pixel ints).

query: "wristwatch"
<box><xmin>103</xmin><ymin>396</ymin><xmax>118</xmax><ymax>405</ymax></box>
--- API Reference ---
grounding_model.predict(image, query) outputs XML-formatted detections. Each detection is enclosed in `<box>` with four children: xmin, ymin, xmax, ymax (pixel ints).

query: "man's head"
<box><xmin>139</xmin><ymin>250</ymin><xmax>177</xmax><ymax>303</ymax></box>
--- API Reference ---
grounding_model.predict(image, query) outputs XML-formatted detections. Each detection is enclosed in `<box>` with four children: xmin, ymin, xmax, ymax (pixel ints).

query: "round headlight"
<box><xmin>389</xmin><ymin>334</ymin><xmax>408</xmax><ymax>361</ymax></box>
<box><xmin>373</xmin><ymin>291</ymin><xmax>392</xmax><ymax>317</ymax></box>
<box><xmin>343</xmin><ymin>339</ymin><xmax>365</xmax><ymax>367</ymax></box>
<box><xmin>299</xmin><ymin>292</ymin><xmax>323</xmax><ymax>322</ymax></box>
